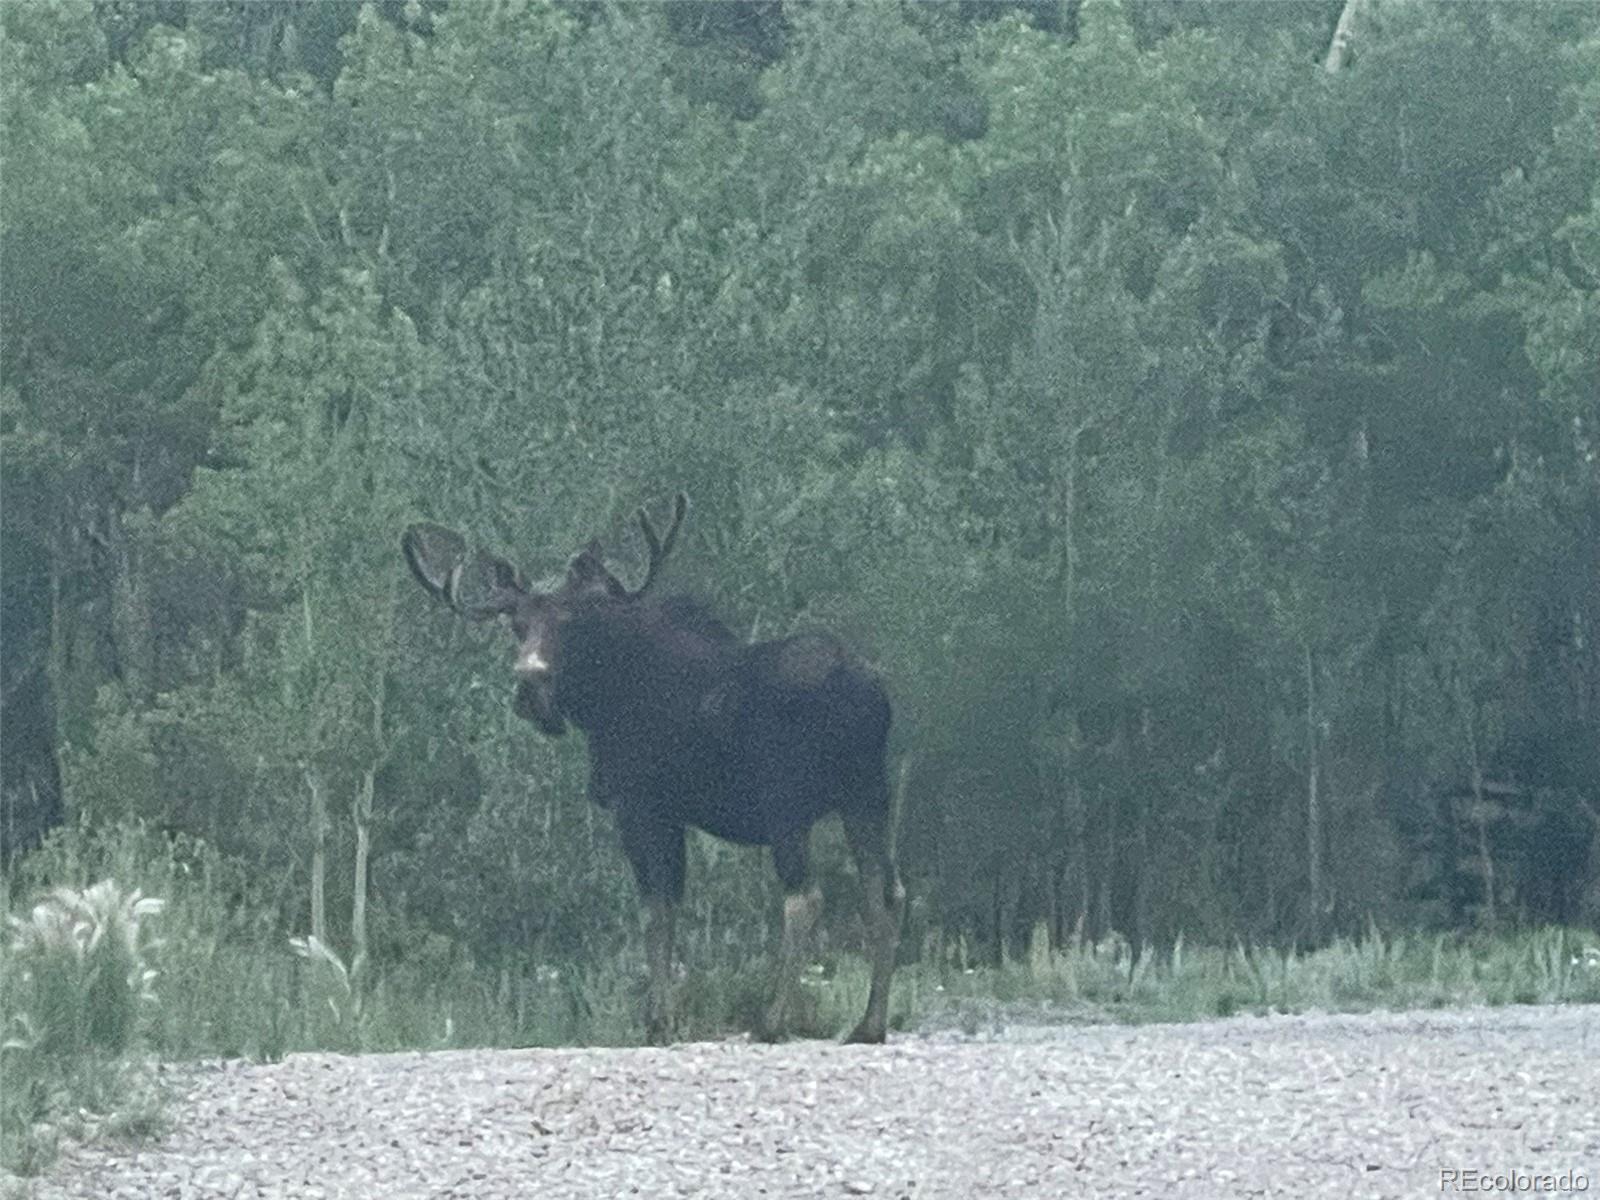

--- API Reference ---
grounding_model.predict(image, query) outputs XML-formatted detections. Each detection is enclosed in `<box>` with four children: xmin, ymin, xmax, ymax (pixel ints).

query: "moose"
<box><xmin>401</xmin><ymin>495</ymin><xmax>904</xmax><ymax>1044</ymax></box>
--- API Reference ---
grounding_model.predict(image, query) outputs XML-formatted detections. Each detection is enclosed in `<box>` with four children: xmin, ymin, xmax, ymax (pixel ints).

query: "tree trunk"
<box><xmin>1097</xmin><ymin>787</ymin><xmax>1115</xmax><ymax>941</ymax></box>
<box><xmin>1133</xmin><ymin>706</ymin><xmax>1153</xmax><ymax>953</ymax></box>
<box><xmin>1074</xmin><ymin>780</ymin><xmax>1089</xmax><ymax>946</ymax></box>
<box><xmin>350</xmin><ymin>767</ymin><xmax>373</xmax><ymax>987</ymax></box>
<box><xmin>1457</xmin><ymin>682</ymin><xmax>1497</xmax><ymax>930</ymax></box>
<box><xmin>1323</xmin><ymin>0</ymin><xmax>1368</xmax><ymax>73</ymax></box>
<box><xmin>106</xmin><ymin>507</ymin><xmax>155</xmax><ymax>703</ymax></box>
<box><xmin>1471</xmin><ymin>769</ymin><xmax>1496</xmax><ymax>931</ymax></box>
<box><xmin>1055</xmin><ymin>775</ymin><xmax>1085</xmax><ymax>950</ymax></box>
<box><xmin>1049</xmin><ymin>431</ymin><xmax>1088</xmax><ymax>951</ymax></box>
<box><xmin>351</xmin><ymin>663</ymin><xmax>386</xmax><ymax>992</ymax></box>
<box><xmin>47</xmin><ymin>548</ymin><xmax>69</xmax><ymax>825</ymax></box>
<box><xmin>1058</xmin><ymin>423</ymin><xmax>1091</xmax><ymax>609</ymax></box>
<box><xmin>307</xmin><ymin>765</ymin><xmax>328</xmax><ymax>945</ymax></box>
<box><xmin>991</xmin><ymin>867</ymin><xmax>1003</xmax><ymax>962</ymax></box>
<box><xmin>1305</xmin><ymin>643</ymin><xmax>1324</xmax><ymax>942</ymax></box>
<box><xmin>48</xmin><ymin>547</ymin><xmax>64</xmax><ymax>725</ymax></box>
<box><xmin>891</xmin><ymin>753</ymin><xmax>913</xmax><ymax>865</ymax></box>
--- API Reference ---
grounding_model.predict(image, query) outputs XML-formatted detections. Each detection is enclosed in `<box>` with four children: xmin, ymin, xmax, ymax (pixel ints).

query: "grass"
<box><xmin>3</xmin><ymin>821</ymin><xmax>1597</xmax><ymax>1177</ymax></box>
<box><xmin>894</xmin><ymin>921</ymin><xmax>1600</xmax><ymax>1036</ymax></box>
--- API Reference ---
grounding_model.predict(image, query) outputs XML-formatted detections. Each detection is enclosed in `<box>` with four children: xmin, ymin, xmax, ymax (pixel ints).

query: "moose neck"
<box><xmin>555</xmin><ymin>600</ymin><xmax>725</xmax><ymax>734</ymax></box>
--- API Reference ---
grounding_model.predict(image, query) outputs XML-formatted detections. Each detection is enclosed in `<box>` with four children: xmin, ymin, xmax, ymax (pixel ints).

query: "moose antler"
<box><xmin>403</xmin><ymin>524</ymin><xmax>467</xmax><ymax>602</ymax></box>
<box><xmin>402</xmin><ymin>524</ymin><xmax>525</xmax><ymax>620</ymax></box>
<box><xmin>629</xmin><ymin>492</ymin><xmax>688</xmax><ymax>599</ymax></box>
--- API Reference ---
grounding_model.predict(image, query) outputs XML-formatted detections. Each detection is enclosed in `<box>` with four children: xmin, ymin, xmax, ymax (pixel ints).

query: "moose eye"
<box><xmin>509</xmin><ymin>604</ymin><xmax>540</xmax><ymax>641</ymax></box>
<box><xmin>511</xmin><ymin>595</ymin><xmax>561</xmax><ymax>642</ymax></box>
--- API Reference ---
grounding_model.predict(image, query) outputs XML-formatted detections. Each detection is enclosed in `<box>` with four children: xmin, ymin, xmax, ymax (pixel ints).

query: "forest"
<box><xmin>2</xmin><ymin>0</ymin><xmax>1597</xmax><ymax>1032</ymax></box>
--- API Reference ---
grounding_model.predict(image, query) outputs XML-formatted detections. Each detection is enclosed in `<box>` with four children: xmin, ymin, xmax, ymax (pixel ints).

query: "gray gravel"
<box><xmin>22</xmin><ymin>1005</ymin><xmax>1599</xmax><ymax>1199</ymax></box>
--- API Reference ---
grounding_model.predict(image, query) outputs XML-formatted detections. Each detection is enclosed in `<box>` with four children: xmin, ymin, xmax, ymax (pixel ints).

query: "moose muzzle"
<box><xmin>515</xmin><ymin>646</ymin><xmax>551</xmax><ymax>679</ymax></box>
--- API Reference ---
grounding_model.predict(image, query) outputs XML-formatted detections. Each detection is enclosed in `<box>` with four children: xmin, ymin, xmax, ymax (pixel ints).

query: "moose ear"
<box><xmin>402</xmin><ymin>524</ymin><xmax>468</xmax><ymax>605</ymax></box>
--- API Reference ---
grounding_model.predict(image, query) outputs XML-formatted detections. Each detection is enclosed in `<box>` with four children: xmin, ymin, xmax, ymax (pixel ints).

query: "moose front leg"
<box><xmin>624</xmin><ymin>816</ymin><xmax>686</xmax><ymax>1045</ymax></box>
<box><xmin>643</xmin><ymin>894</ymin><xmax>676</xmax><ymax>1045</ymax></box>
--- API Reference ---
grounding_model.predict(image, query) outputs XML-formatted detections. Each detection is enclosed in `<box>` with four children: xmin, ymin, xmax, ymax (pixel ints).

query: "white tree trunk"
<box><xmin>1324</xmin><ymin>0</ymin><xmax>1369</xmax><ymax>73</ymax></box>
<box><xmin>351</xmin><ymin>650</ymin><xmax>387</xmax><ymax>996</ymax></box>
<box><xmin>351</xmin><ymin>768</ymin><xmax>373</xmax><ymax>988</ymax></box>
<box><xmin>307</xmin><ymin>765</ymin><xmax>328</xmax><ymax>945</ymax></box>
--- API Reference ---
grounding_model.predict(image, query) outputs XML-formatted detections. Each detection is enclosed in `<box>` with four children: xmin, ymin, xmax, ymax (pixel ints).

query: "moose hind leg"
<box><xmin>760</xmin><ymin>831</ymin><xmax>821</xmax><ymax>1041</ymax></box>
<box><xmin>842</xmin><ymin>807</ymin><xmax>905</xmax><ymax>1045</ymax></box>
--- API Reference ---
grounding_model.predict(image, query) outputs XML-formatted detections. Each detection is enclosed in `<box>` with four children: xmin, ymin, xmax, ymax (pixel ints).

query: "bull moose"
<box><xmin>401</xmin><ymin>495</ymin><xmax>904</xmax><ymax>1043</ymax></box>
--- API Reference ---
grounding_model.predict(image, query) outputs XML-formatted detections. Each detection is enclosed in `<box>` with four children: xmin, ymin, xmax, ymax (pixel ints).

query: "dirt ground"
<box><xmin>20</xmin><ymin>1004</ymin><xmax>1599</xmax><ymax>1199</ymax></box>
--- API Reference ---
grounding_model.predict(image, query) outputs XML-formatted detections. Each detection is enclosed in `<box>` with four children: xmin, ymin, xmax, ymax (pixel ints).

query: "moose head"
<box><xmin>401</xmin><ymin>493</ymin><xmax>688</xmax><ymax>738</ymax></box>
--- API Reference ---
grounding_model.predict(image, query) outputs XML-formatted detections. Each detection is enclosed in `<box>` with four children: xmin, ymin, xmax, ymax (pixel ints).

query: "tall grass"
<box><xmin>2</xmin><ymin>877</ymin><xmax>166</xmax><ymax>1174</ymax></box>
<box><xmin>3</xmin><ymin>820</ymin><xmax>1597</xmax><ymax>1175</ymax></box>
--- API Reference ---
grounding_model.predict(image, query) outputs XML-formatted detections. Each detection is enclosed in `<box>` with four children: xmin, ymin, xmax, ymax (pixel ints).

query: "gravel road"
<box><xmin>23</xmin><ymin>1005</ymin><xmax>1598</xmax><ymax>1199</ymax></box>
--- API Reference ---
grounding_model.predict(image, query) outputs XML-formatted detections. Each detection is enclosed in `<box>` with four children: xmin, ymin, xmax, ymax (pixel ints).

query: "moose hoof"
<box><xmin>843</xmin><ymin>1021</ymin><xmax>886</xmax><ymax>1045</ymax></box>
<box><xmin>644</xmin><ymin>1015</ymin><xmax>673</xmax><ymax>1046</ymax></box>
<box><xmin>756</xmin><ymin>1008</ymin><xmax>791</xmax><ymax>1044</ymax></box>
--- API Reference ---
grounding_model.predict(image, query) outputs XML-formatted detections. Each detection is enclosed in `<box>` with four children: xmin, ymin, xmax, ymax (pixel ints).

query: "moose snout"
<box><xmin>515</xmin><ymin>646</ymin><xmax>551</xmax><ymax>679</ymax></box>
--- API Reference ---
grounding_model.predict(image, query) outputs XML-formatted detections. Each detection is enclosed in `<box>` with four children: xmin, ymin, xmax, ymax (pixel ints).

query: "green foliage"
<box><xmin>2</xmin><ymin>0</ymin><xmax>1598</xmax><ymax>1121</ymax></box>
